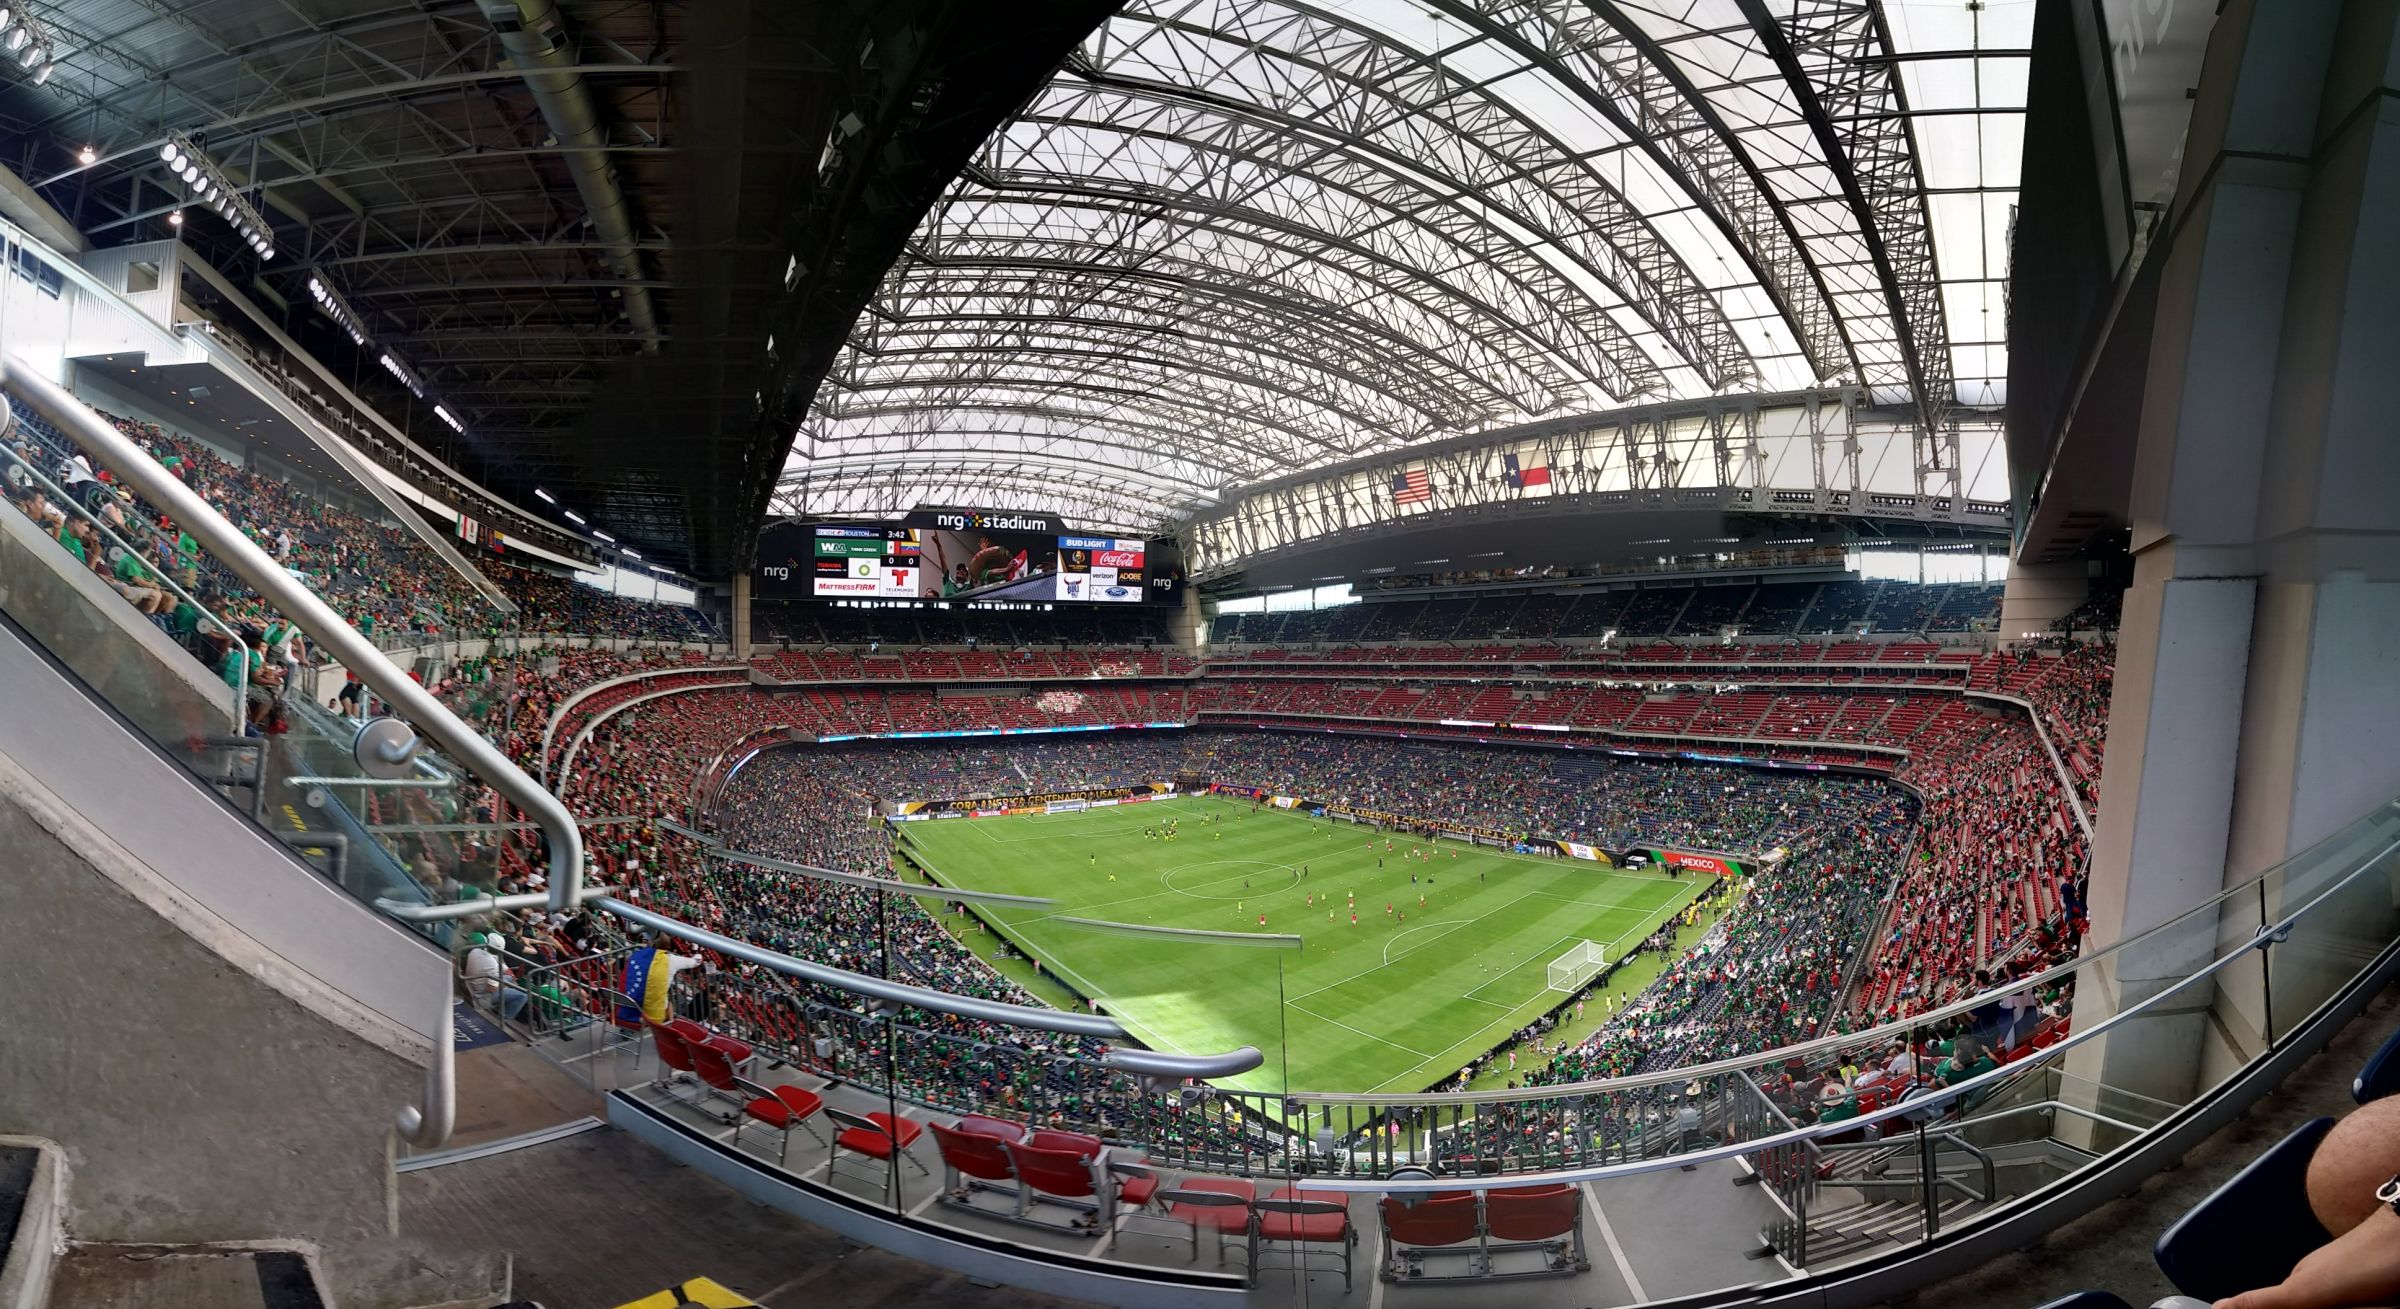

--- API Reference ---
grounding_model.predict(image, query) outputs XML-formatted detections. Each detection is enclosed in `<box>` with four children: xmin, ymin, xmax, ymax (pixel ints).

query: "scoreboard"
<box><xmin>755</xmin><ymin>511</ymin><xmax>1181</xmax><ymax>603</ymax></box>
<box><xmin>809</xmin><ymin>527</ymin><xmax>924</xmax><ymax>598</ymax></box>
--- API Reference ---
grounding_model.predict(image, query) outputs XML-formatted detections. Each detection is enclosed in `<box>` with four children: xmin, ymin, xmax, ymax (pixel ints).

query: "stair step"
<box><xmin>47</xmin><ymin>1245</ymin><xmax>328</xmax><ymax>1309</ymax></box>
<box><xmin>0</xmin><ymin>1139</ymin><xmax>62</xmax><ymax>1309</ymax></box>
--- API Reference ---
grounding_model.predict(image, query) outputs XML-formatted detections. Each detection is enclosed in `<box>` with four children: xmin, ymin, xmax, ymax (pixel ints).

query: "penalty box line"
<box><xmin>1279</xmin><ymin>880</ymin><xmax>1668</xmax><ymax>1008</ymax></box>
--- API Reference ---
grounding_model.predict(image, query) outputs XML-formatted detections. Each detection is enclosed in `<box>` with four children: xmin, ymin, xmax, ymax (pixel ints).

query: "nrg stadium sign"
<box><xmin>917</xmin><ymin>507</ymin><xmax>1057</xmax><ymax>534</ymax></box>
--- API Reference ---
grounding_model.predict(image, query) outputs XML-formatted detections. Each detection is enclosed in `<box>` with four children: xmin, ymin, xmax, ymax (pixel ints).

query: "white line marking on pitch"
<box><xmin>1287</xmin><ymin>1000</ymin><xmax>1434</xmax><ymax>1058</ymax></box>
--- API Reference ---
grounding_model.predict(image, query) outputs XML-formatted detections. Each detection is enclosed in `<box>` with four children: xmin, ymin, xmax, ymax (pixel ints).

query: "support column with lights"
<box><xmin>730</xmin><ymin>571</ymin><xmax>752</xmax><ymax>661</ymax></box>
<box><xmin>2062</xmin><ymin>0</ymin><xmax>2400</xmax><ymax>1114</ymax></box>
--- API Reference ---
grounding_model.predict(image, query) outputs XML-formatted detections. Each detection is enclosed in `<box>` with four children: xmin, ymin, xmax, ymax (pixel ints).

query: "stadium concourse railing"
<box><xmin>554</xmin><ymin>793</ymin><xmax>2400</xmax><ymax>1293</ymax></box>
<box><xmin>0</xmin><ymin>364</ymin><xmax>1268</xmax><ymax>1153</ymax></box>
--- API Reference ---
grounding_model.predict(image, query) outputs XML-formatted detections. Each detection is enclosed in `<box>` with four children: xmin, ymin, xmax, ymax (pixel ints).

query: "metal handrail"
<box><xmin>0</xmin><ymin>427</ymin><xmax>248</xmax><ymax>723</ymax></box>
<box><xmin>1</xmin><ymin>358</ymin><xmax>588</xmax><ymax>1149</ymax></box>
<box><xmin>590</xmin><ymin>893</ymin><xmax>1265</xmax><ymax>1079</ymax></box>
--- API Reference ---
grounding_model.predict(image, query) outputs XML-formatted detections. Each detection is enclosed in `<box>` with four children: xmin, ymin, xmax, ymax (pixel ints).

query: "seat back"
<box><xmin>687</xmin><ymin>1039</ymin><xmax>741</xmax><ymax>1092</ymax></box>
<box><xmin>2355</xmin><ymin>1025</ymin><xmax>2400</xmax><ymax>1103</ymax></box>
<box><xmin>1255</xmin><ymin>1196</ymin><xmax>1350</xmax><ymax>1241</ymax></box>
<box><xmin>648</xmin><ymin>1020</ymin><xmax>696</xmax><ymax>1072</ymax></box>
<box><xmin>1485</xmin><ymin>1183</ymin><xmax>1580</xmax><ymax>1241</ymax></box>
<box><xmin>931</xmin><ymin>1121</ymin><xmax>1020</xmax><ymax>1183</ymax></box>
<box><xmin>1006</xmin><ymin>1140</ymin><xmax>1099</xmax><ymax>1200</ymax></box>
<box><xmin>954</xmin><ymin>1114</ymin><xmax>1024</xmax><ymax>1142</ymax></box>
<box><xmin>1378</xmin><ymin>1191</ymin><xmax>1479</xmax><ymax>1247</ymax></box>
<box><xmin>1160</xmin><ymin>1187</ymin><xmax>1250</xmax><ymax>1212</ymax></box>
<box><xmin>2154</xmin><ymin>1116</ymin><xmax>2335</xmax><ymax>1301</ymax></box>
<box><xmin>1026</xmin><ymin>1127</ymin><xmax>1103</xmax><ymax>1158</ymax></box>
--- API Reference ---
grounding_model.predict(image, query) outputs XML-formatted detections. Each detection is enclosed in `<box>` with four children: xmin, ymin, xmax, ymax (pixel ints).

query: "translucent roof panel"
<box><xmin>789</xmin><ymin>0</ymin><xmax>2028</xmax><ymax>531</ymax></box>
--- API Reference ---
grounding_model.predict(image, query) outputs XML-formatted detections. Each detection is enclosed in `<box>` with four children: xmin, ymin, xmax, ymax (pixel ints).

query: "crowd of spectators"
<box><xmin>1853</xmin><ymin>712</ymin><xmax>2089</xmax><ymax>1022</ymax></box>
<box><xmin>1188</xmin><ymin>731</ymin><xmax>1882</xmax><ymax>855</ymax></box>
<box><xmin>3</xmin><ymin>393</ymin><xmax>713</xmax><ymax>670</ymax></box>
<box><xmin>1210</xmin><ymin>580</ymin><xmax>2004</xmax><ymax>644</ymax></box>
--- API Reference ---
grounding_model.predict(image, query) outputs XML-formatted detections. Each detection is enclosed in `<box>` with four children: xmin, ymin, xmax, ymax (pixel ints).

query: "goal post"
<box><xmin>1546</xmin><ymin>940</ymin><xmax>1607</xmax><ymax>993</ymax></box>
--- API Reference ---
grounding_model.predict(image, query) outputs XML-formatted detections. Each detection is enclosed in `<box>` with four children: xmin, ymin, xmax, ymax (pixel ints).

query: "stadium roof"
<box><xmin>0</xmin><ymin>0</ymin><xmax>1113</xmax><ymax>579</ymax></box>
<box><xmin>780</xmin><ymin>0</ymin><xmax>2029</xmax><ymax>537</ymax></box>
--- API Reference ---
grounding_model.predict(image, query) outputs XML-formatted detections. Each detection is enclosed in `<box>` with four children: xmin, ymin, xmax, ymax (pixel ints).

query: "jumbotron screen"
<box><xmin>755</xmin><ymin>511</ymin><xmax>1179</xmax><ymax>604</ymax></box>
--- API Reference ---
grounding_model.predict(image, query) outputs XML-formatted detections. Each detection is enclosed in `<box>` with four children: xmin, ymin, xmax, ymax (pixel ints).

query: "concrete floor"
<box><xmin>398</xmin><ymin>1130</ymin><xmax>1087</xmax><ymax>1309</ymax></box>
<box><xmin>47</xmin><ymin>1246</ymin><xmax>326</xmax><ymax>1309</ymax></box>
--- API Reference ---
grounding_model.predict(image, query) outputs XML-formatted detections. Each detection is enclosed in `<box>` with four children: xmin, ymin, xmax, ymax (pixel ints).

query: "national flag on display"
<box><xmin>1389</xmin><ymin>465</ymin><xmax>1432</xmax><ymax>505</ymax></box>
<box><xmin>1503</xmin><ymin>450</ymin><xmax>1551</xmax><ymax>490</ymax></box>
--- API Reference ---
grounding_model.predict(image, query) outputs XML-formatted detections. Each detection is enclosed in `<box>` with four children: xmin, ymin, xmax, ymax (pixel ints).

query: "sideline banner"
<box><xmin>1555</xmin><ymin>840</ymin><xmax>1614</xmax><ymax>866</ymax></box>
<box><xmin>897</xmin><ymin>781</ymin><xmax>1170</xmax><ymax>815</ymax></box>
<box><xmin>1652</xmin><ymin>848</ymin><xmax>1745</xmax><ymax>877</ymax></box>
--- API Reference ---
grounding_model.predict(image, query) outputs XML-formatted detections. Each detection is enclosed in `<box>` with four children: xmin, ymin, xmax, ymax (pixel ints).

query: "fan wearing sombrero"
<box><xmin>1815</xmin><ymin>1082</ymin><xmax>1861</xmax><ymax>1124</ymax></box>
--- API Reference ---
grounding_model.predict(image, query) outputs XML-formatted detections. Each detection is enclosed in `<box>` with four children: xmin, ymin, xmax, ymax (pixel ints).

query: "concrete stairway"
<box><xmin>1</xmin><ymin>1136</ymin><xmax>349</xmax><ymax>1309</ymax></box>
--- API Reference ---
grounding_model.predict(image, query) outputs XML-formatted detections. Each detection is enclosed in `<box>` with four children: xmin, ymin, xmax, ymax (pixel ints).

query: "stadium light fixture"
<box><xmin>307</xmin><ymin>275</ymin><xmax>371</xmax><ymax>348</ymax></box>
<box><xmin>432</xmin><ymin>405</ymin><xmax>465</xmax><ymax>433</ymax></box>
<box><xmin>377</xmin><ymin>353</ymin><xmax>425</xmax><ymax>398</ymax></box>
<box><xmin>0</xmin><ymin>10</ymin><xmax>14</xmax><ymax>34</ymax></box>
<box><xmin>621</xmin><ymin>548</ymin><xmax>641</xmax><ymax>560</ymax></box>
<box><xmin>32</xmin><ymin>60</ymin><xmax>49</xmax><ymax>85</ymax></box>
<box><xmin>533</xmin><ymin>488</ymin><xmax>555</xmax><ymax>503</ymax></box>
<box><xmin>166</xmin><ymin>209</ymin><xmax>182</xmax><ymax>227</ymax></box>
<box><xmin>74</xmin><ymin>144</ymin><xmax>94</xmax><ymax>166</ymax></box>
<box><xmin>591</xmin><ymin>530</ymin><xmax>615</xmax><ymax>543</ymax></box>
<box><xmin>154</xmin><ymin>132</ymin><xmax>275</xmax><ymax>259</ymax></box>
<box><xmin>562</xmin><ymin>510</ymin><xmax>585</xmax><ymax>524</ymax></box>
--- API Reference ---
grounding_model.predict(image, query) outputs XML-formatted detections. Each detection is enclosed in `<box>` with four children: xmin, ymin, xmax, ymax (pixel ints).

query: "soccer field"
<box><xmin>897</xmin><ymin>794</ymin><xmax>1701</xmax><ymax>1095</ymax></box>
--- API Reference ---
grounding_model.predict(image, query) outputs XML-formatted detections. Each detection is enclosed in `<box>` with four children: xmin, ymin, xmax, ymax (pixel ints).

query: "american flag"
<box><xmin>1389</xmin><ymin>465</ymin><xmax>1431</xmax><ymax>505</ymax></box>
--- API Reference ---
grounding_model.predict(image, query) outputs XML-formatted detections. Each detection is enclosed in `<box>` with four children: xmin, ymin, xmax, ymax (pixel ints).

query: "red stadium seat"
<box><xmin>1004</xmin><ymin>1139</ymin><xmax>1106</xmax><ymax>1230</ymax></box>
<box><xmin>930</xmin><ymin>1119</ymin><xmax>1020</xmax><ymax>1210</ymax></box>
<box><xmin>734</xmin><ymin>1083</ymin><xmax>825</xmax><ymax>1165</ymax></box>
<box><xmin>1253</xmin><ymin>1187</ymin><xmax>1355</xmax><ymax>1290</ymax></box>
<box><xmin>1378</xmin><ymin>1190</ymin><xmax>1481</xmax><ymax>1278</ymax></box>
<box><xmin>1484</xmin><ymin>1184</ymin><xmax>1590</xmax><ymax>1277</ymax></box>
<box><xmin>1116</xmin><ymin>1175</ymin><xmax>1255</xmax><ymax>1265</ymax></box>
<box><xmin>645</xmin><ymin>1020</ymin><xmax>697</xmax><ymax>1096</ymax></box>
<box><xmin>827</xmin><ymin>1107</ymin><xmax>929</xmax><ymax>1204</ymax></box>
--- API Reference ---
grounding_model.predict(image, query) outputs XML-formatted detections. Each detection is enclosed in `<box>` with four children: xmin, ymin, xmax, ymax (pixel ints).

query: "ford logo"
<box><xmin>1104</xmin><ymin>586</ymin><xmax>1131</xmax><ymax>597</ymax></box>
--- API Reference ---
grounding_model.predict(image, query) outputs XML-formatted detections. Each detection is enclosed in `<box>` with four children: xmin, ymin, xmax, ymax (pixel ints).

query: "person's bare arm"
<box><xmin>2218</xmin><ymin>1207</ymin><xmax>2400</xmax><ymax>1308</ymax></box>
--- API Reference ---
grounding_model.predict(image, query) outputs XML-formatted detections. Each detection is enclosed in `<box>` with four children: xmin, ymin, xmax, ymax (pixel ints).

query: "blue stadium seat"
<box><xmin>2153</xmin><ymin>1116</ymin><xmax>2335</xmax><ymax>1302</ymax></box>
<box><xmin>2353</xmin><ymin>1025</ymin><xmax>2400</xmax><ymax>1102</ymax></box>
<box><xmin>2027</xmin><ymin>1294</ymin><xmax>2132</xmax><ymax>1309</ymax></box>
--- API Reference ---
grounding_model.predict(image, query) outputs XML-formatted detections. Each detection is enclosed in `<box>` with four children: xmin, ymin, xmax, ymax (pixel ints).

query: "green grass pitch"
<box><xmin>897</xmin><ymin>793</ymin><xmax>1702</xmax><ymax>1095</ymax></box>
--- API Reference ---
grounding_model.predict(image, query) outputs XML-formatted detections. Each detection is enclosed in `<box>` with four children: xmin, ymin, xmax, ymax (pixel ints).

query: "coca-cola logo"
<box><xmin>1095</xmin><ymin>549</ymin><xmax>1143</xmax><ymax>568</ymax></box>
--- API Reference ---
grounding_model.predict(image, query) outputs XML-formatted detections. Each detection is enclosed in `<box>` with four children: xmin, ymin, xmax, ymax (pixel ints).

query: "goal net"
<box><xmin>1546</xmin><ymin>940</ymin><xmax>1608</xmax><ymax>993</ymax></box>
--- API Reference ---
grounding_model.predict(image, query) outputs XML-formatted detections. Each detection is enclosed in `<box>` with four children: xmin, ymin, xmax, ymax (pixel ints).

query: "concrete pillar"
<box><xmin>730</xmin><ymin>571</ymin><xmax>753</xmax><ymax>660</ymax></box>
<box><xmin>2064</xmin><ymin>0</ymin><xmax>2400</xmax><ymax>1111</ymax></box>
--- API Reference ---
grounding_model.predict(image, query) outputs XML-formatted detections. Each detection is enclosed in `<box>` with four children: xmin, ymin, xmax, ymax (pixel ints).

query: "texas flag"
<box><xmin>1503</xmin><ymin>449</ymin><xmax>1552</xmax><ymax>492</ymax></box>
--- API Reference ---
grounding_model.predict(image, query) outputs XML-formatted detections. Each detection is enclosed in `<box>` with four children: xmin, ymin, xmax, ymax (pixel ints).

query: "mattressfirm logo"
<box><xmin>935</xmin><ymin>511</ymin><xmax>1051</xmax><ymax>533</ymax></box>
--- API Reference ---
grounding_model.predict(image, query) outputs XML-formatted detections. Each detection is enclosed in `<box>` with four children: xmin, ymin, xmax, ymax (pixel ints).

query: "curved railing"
<box><xmin>575</xmin><ymin>790</ymin><xmax>2400</xmax><ymax>1305</ymax></box>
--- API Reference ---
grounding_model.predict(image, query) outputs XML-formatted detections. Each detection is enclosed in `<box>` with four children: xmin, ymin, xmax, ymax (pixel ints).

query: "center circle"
<box><xmin>1160</xmin><ymin>859</ymin><xmax>1300</xmax><ymax>900</ymax></box>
